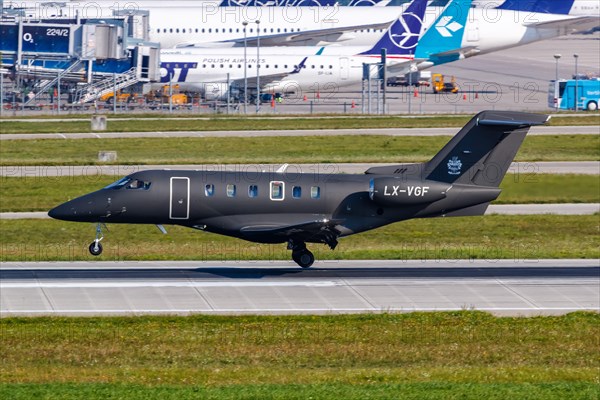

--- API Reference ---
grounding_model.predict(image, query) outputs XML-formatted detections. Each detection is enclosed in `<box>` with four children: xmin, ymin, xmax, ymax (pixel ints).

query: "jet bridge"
<box><xmin>1</xmin><ymin>14</ymin><xmax>160</xmax><ymax>104</ymax></box>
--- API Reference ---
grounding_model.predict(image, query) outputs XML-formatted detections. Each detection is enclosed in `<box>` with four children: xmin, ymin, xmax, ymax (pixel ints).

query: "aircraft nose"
<box><xmin>48</xmin><ymin>201</ymin><xmax>77</xmax><ymax>221</ymax></box>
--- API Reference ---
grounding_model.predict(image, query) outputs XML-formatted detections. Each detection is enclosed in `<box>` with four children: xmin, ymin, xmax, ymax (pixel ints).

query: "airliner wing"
<box><xmin>230</xmin><ymin>57</ymin><xmax>308</xmax><ymax>89</ymax></box>
<box><xmin>224</xmin><ymin>21</ymin><xmax>394</xmax><ymax>47</ymax></box>
<box><xmin>524</xmin><ymin>16</ymin><xmax>599</xmax><ymax>32</ymax></box>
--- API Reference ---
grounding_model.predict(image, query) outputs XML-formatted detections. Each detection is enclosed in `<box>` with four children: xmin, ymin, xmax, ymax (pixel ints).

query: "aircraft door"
<box><xmin>170</xmin><ymin>177</ymin><xmax>190</xmax><ymax>220</ymax></box>
<box><xmin>340</xmin><ymin>57</ymin><xmax>349</xmax><ymax>80</ymax></box>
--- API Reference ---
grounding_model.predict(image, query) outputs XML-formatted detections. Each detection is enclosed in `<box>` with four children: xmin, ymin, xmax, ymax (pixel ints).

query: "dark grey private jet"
<box><xmin>49</xmin><ymin>111</ymin><xmax>549</xmax><ymax>268</ymax></box>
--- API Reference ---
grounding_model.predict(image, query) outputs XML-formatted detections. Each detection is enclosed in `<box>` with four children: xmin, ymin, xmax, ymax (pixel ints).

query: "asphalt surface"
<box><xmin>1</xmin><ymin>125</ymin><xmax>598</xmax><ymax>140</ymax></box>
<box><xmin>1</xmin><ymin>259</ymin><xmax>598</xmax><ymax>316</ymax></box>
<box><xmin>2</xmin><ymin>161</ymin><xmax>598</xmax><ymax>177</ymax></box>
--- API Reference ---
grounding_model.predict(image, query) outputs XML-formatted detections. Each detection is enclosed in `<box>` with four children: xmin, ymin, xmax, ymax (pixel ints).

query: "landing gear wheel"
<box><xmin>293</xmin><ymin>249</ymin><xmax>314</xmax><ymax>269</ymax></box>
<box><xmin>89</xmin><ymin>241</ymin><xmax>103</xmax><ymax>256</ymax></box>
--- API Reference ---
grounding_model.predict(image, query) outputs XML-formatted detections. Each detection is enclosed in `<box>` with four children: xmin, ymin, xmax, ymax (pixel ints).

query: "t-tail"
<box><xmin>360</xmin><ymin>0</ymin><xmax>428</xmax><ymax>57</ymax></box>
<box><xmin>366</xmin><ymin>111</ymin><xmax>550</xmax><ymax>216</ymax></box>
<box><xmin>414</xmin><ymin>0</ymin><xmax>473</xmax><ymax>65</ymax></box>
<box><xmin>497</xmin><ymin>0</ymin><xmax>575</xmax><ymax>14</ymax></box>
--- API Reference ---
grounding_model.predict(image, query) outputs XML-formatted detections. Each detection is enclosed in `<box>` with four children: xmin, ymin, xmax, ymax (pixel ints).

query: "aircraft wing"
<box><xmin>240</xmin><ymin>218</ymin><xmax>343</xmax><ymax>244</ymax></box>
<box><xmin>223</xmin><ymin>21</ymin><xmax>394</xmax><ymax>47</ymax></box>
<box><xmin>229</xmin><ymin>57</ymin><xmax>308</xmax><ymax>89</ymax></box>
<box><xmin>524</xmin><ymin>16</ymin><xmax>599</xmax><ymax>33</ymax></box>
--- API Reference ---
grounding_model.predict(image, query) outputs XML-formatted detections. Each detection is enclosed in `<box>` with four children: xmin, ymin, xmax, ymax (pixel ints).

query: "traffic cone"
<box><xmin>316</xmin><ymin>92</ymin><xmax>320</xmax><ymax>99</ymax></box>
<box><xmin>413</xmin><ymin>88</ymin><xmax>418</xmax><ymax>98</ymax></box>
<box><xmin>271</xmin><ymin>97</ymin><xmax>275</xmax><ymax>108</ymax></box>
<box><xmin>303</xmin><ymin>94</ymin><xmax>307</xmax><ymax>101</ymax></box>
<box><xmin>463</xmin><ymin>93</ymin><xmax>467</xmax><ymax>100</ymax></box>
<box><xmin>351</xmin><ymin>100</ymin><xmax>356</xmax><ymax>109</ymax></box>
<box><xmin>475</xmin><ymin>92</ymin><xmax>479</xmax><ymax>99</ymax></box>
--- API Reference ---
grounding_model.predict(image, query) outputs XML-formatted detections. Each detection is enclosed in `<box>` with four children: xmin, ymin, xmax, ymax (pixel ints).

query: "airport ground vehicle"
<box><xmin>431</xmin><ymin>74</ymin><xmax>459</xmax><ymax>93</ymax></box>
<box><xmin>548</xmin><ymin>78</ymin><xmax>600</xmax><ymax>110</ymax></box>
<box><xmin>145</xmin><ymin>85</ymin><xmax>190</xmax><ymax>108</ymax></box>
<box><xmin>100</xmin><ymin>91</ymin><xmax>135</xmax><ymax>104</ymax></box>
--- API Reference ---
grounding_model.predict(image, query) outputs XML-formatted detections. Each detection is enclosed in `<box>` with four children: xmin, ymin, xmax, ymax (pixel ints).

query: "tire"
<box><xmin>293</xmin><ymin>250</ymin><xmax>314</xmax><ymax>268</ymax></box>
<box><xmin>89</xmin><ymin>242</ymin><xmax>103</xmax><ymax>256</ymax></box>
<box><xmin>586</xmin><ymin>101</ymin><xmax>597</xmax><ymax>111</ymax></box>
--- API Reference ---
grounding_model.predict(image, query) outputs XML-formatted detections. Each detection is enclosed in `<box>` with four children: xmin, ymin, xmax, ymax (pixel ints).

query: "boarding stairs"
<box><xmin>73</xmin><ymin>67</ymin><xmax>141</xmax><ymax>104</ymax></box>
<box><xmin>24</xmin><ymin>59</ymin><xmax>84</xmax><ymax>106</ymax></box>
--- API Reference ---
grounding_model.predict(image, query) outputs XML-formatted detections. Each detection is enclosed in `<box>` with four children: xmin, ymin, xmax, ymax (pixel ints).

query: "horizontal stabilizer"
<box><xmin>524</xmin><ymin>16</ymin><xmax>599</xmax><ymax>33</ymax></box>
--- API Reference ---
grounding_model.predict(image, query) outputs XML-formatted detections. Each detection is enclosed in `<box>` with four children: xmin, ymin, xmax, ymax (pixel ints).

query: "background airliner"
<box><xmin>9</xmin><ymin>0</ymin><xmax>596</xmax><ymax>49</ymax></box>
<box><xmin>157</xmin><ymin>0</ymin><xmax>430</xmax><ymax>99</ymax></box>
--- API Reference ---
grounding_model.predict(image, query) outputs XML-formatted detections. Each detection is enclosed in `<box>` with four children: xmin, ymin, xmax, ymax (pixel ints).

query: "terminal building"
<box><xmin>1</xmin><ymin>1</ymin><xmax>160</xmax><ymax>106</ymax></box>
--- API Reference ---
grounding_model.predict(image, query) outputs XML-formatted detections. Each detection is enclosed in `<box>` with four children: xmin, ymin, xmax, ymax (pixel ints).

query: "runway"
<box><xmin>2</xmin><ymin>161</ymin><xmax>598</xmax><ymax>177</ymax></box>
<box><xmin>1</xmin><ymin>125</ymin><xmax>597</xmax><ymax>140</ymax></box>
<box><xmin>1</xmin><ymin>260</ymin><xmax>598</xmax><ymax>317</ymax></box>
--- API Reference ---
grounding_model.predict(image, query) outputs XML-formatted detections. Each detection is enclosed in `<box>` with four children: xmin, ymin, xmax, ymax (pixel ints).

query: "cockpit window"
<box><xmin>126</xmin><ymin>179</ymin><xmax>151</xmax><ymax>190</ymax></box>
<box><xmin>104</xmin><ymin>177</ymin><xmax>132</xmax><ymax>189</ymax></box>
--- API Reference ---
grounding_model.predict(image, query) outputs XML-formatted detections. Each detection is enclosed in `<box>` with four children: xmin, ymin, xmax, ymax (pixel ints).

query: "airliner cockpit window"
<box><xmin>126</xmin><ymin>179</ymin><xmax>151</xmax><ymax>190</ymax></box>
<box><xmin>104</xmin><ymin>176</ymin><xmax>132</xmax><ymax>190</ymax></box>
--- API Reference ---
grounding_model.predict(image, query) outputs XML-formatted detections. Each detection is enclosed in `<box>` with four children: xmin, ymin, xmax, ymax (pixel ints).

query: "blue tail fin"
<box><xmin>497</xmin><ymin>0</ymin><xmax>574</xmax><ymax>14</ymax></box>
<box><xmin>360</xmin><ymin>0</ymin><xmax>428</xmax><ymax>56</ymax></box>
<box><xmin>414</xmin><ymin>0</ymin><xmax>472</xmax><ymax>64</ymax></box>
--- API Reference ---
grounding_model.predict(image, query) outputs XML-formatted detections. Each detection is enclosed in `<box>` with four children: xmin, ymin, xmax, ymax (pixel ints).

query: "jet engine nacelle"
<box><xmin>369</xmin><ymin>177</ymin><xmax>449</xmax><ymax>206</ymax></box>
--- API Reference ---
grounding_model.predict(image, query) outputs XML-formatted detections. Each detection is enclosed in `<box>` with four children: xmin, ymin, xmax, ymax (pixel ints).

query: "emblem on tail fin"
<box><xmin>447</xmin><ymin>156</ymin><xmax>462</xmax><ymax>175</ymax></box>
<box><xmin>390</xmin><ymin>12</ymin><xmax>424</xmax><ymax>50</ymax></box>
<box><xmin>435</xmin><ymin>16</ymin><xmax>464</xmax><ymax>38</ymax></box>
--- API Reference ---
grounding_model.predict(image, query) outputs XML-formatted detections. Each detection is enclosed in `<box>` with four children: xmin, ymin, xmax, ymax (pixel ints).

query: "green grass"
<box><xmin>1</xmin><ymin>215</ymin><xmax>598</xmax><ymax>261</ymax></box>
<box><xmin>1</xmin><ymin>174</ymin><xmax>598</xmax><ymax>213</ymax></box>
<box><xmin>1</xmin><ymin>382</ymin><xmax>598</xmax><ymax>400</ymax></box>
<box><xmin>1</xmin><ymin>114</ymin><xmax>597</xmax><ymax>134</ymax></box>
<box><xmin>1</xmin><ymin>135</ymin><xmax>598</xmax><ymax>165</ymax></box>
<box><xmin>0</xmin><ymin>313</ymin><xmax>598</xmax><ymax>398</ymax></box>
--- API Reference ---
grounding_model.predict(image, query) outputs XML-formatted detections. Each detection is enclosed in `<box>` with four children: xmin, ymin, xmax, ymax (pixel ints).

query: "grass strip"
<box><xmin>1</xmin><ymin>174</ymin><xmax>598</xmax><ymax>213</ymax></box>
<box><xmin>0</xmin><ymin>312</ymin><xmax>598</xmax><ymax>388</ymax></box>
<box><xmin>1</xmin><ymin>382</ymin><xmax>598</xmax><ymax>400</ymax></box>
<box><xmin>1</xmin><ymin>114</ymin><xmax>597</xmax><ymax>134</ymax></box>
<box><xmin>1</xmin><ymin>215</ymin><xmax>598</xmax><ymax>261</ymax></box>
<box><xmin>1</xmin><ymin>135</ymin><xmax>598</xmax><ymax>166</ymax></box>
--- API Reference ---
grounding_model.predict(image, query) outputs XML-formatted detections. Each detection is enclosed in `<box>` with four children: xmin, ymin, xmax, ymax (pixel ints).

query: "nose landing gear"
<box><xmin>89</xmin><ymin>223</ymin><xmax>104</xmax><ymax>256</ymax></box>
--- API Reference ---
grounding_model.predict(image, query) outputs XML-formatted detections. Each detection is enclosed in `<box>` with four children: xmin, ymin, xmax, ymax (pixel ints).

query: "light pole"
<box><xmin>255</xmin><ymin>19</ymin><xmax>260</xmax><ymax>113</ymax></box>
<box><xmin>553</xmin><ymin>54</ymin><xmax>561</xmax><ymax>111</ymax></box>
<box><xmin>243</xmin><ymin>21</ymin><xmax>248</xmax><ymax>114</ymax></box>
<box><xmin>573</xmin><ymin>53</ymin><xmax>579</xmax><ymax>112</ymax></box>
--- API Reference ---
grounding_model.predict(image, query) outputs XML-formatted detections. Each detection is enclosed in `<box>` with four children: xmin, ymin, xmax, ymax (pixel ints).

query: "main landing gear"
<box><xmin>89</xmin><ymin>223</ymin><xmax>104</xmax><ymax>256</ymax></box>
<box><xmin>288</xmin><ymin>240</ymin><xmax>314</xmax><ymax>268</ymax></box>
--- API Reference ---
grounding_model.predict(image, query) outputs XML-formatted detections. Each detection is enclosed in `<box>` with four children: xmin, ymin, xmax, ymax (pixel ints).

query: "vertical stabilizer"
<box><xmin>424</xmin><ymin>111</ymin><xmax>550</xmax><ymax>187</ymax></box>
<box><xmin>360</xmin><ymin>0</ymin><xmax>428</xmax><ymax>56</ymax></box>
<box><xmin>414</xmin><ymin>0</ymin><xmax>473</xmax><ymax>64</ymax></box>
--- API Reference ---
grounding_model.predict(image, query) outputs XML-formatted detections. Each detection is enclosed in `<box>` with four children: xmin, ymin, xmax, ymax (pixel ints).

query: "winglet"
<box><xmin>291</xmin><ymin>57</ymin><xmax>308</xmax><ymax>74</ymax></box>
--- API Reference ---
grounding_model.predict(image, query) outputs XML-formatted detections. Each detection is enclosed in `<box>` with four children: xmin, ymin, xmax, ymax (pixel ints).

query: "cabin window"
<box><xmin>270</xmin><ymin>181</ymin><xmax>284</xmax><ymax>201</ymax></box>
<box><xmin>205</xmin><ymin>184</ymin><xmax>214</xmax><ymax>197</ymax></box>
<box><xmin>292</xmin><ymin>186</ymin><xmax>302</xmax><ymax>199</ymax></box>
<box><xmin>248</xmin><ymin>185</ymin><xmax>258</xmax><ymax>198</ymax></box>
<box><xmin>227</xmin><ymin>184</ymin><xmax>236</xmax><ymax>197</ymax></box>
<box><xmin>311</xmin><ymin>186</ymin><xmax>321</xmax><ymax>199</ymax></box>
